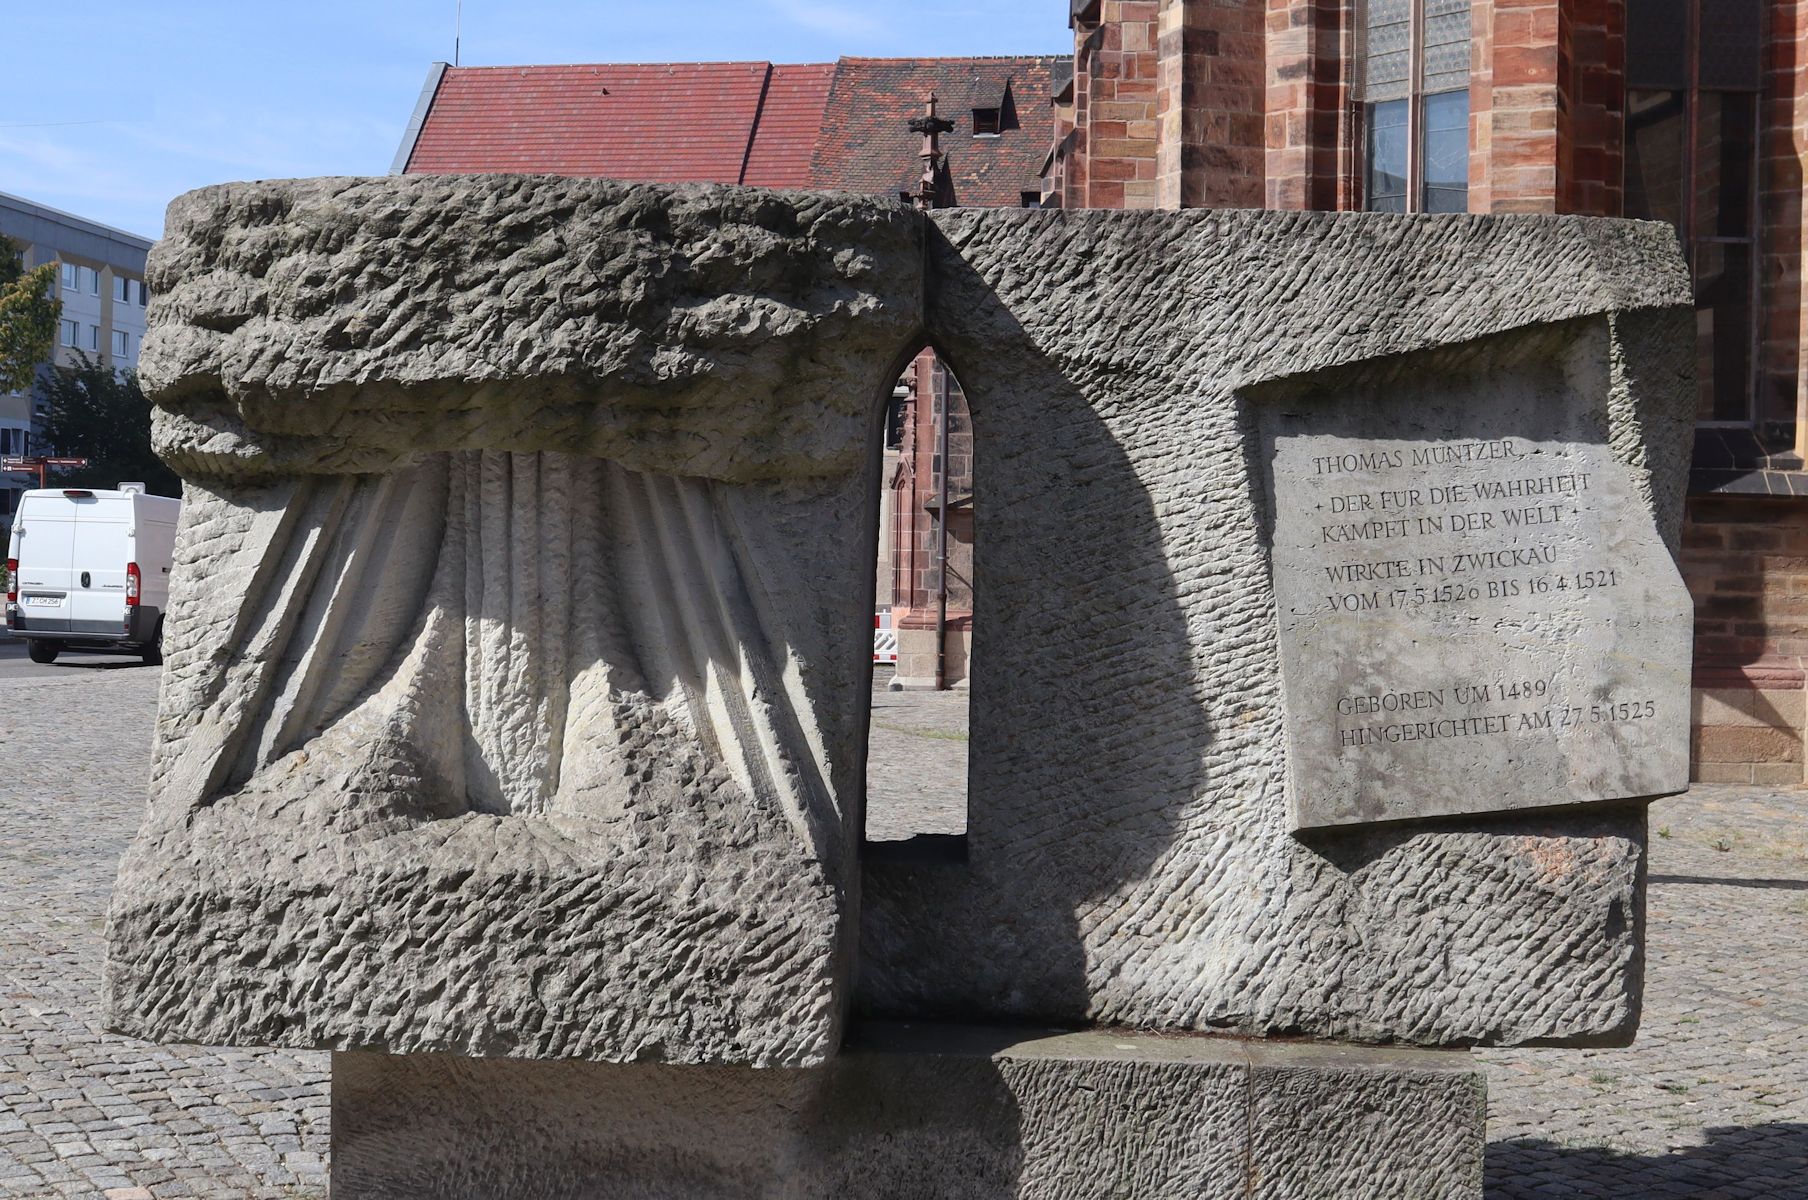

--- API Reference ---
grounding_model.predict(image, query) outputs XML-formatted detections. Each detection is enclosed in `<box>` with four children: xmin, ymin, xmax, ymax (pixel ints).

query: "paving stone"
<box><xmin>864</xmin><ymin>667</ymin><xmax>970</xmax><ymax>841</ymax></box>
<box><xmin>1481</xmin><ymin>784</ymin><xmax>1808</xmax><ymax>1197</ymax></box>
<box><xmin>0</xmin><ymin>667</ymin><xmax>329</xmax><ymax>1198</ymax></box>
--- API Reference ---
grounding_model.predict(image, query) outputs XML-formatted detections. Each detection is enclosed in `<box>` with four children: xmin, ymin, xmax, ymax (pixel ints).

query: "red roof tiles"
<box><xmin>406</xmin><ymin>63</ymin><xmax>790</xmax><ymax>184</ymax></box>
<box><xmin>402</xmin><ymin>56</ymin><xmax>1059</xmax><ymax>207</ymax></box>
<box><xmin>811</xmin><ymin>57</ymin><xmax>1061</xmax><ymax>207</ymax></box>
<box><xmin>742</xmin><ymin>64</ymin><xmax>836</xmax><ymax>188</ymax></box>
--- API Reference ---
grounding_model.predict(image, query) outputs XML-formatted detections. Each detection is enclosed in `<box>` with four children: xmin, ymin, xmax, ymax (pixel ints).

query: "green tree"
<box><xmin>38</xmin><ymin>352</ymin><xmax>181</xmax><ymax>496</ymax></box>
<box><xmin>0</xmin><ymin>234</ymin><xmax>59</xmax><ymax>394</ymax></box>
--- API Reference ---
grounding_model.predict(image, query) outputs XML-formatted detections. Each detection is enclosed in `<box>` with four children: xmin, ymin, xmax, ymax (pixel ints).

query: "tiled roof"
<box><xmin>404</xmin><ymin>62</ymin><xmax>818</xmax><ymax>184</ymax></box>
<box><xmin>401</xmin><ymin>56</ymin><xmax>1061</xmax><ymax>207</ymax></box>
<box><xmin>742</xmin><ymin>64</ymin><xmax>836</xmax><ymax>188</ymax></box>
<box><xmin>810</xmin><ymin>58</ymin><xmax>1063</xmax><ymax>207</ymax></box>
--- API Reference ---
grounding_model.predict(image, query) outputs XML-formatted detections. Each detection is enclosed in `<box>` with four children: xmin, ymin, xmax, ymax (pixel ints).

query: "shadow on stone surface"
<box><xmin>1649</xmin><ymin>873</ymin><xmax>1808</xmax><ymax>891</ymax></box>
<box><xmin>860</xmin><ymin>209</ymin><xmax>1666</xmax><ymax>1051</ymax></box>
<box><xmin>1487</xmin><ymin>1123</ymin><xmax>1808</xmax><ymax>1199</ymax></box>
<box><xmin>857</xmin><ymin>219</ymin><xmax>1211</xmax><ymax>1027</ymax></box>
<box><xmin>332</xmin><ymin>1047</ymin><xmax>1027</xmax><ymax>1199</ymax></box>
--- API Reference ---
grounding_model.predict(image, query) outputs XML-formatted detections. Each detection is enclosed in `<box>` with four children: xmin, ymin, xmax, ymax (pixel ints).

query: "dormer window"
<box><xmin>973</xmin><ymin>108</ymin><xmax>1001</xmax><ymax>136</ymax></box>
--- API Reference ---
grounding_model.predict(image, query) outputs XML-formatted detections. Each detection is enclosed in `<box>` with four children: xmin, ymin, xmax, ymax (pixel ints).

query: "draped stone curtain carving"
<box><xmin>156</xmin><ymin>451</ymin><xmax>838</xmax><ymax>868</ymax></box>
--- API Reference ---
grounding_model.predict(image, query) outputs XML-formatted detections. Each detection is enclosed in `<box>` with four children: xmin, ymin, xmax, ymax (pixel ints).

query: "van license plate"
<box><xmin>22</xmin><ymin>595</ymin><xmax>61</xmax><ymax>608</ymax></box>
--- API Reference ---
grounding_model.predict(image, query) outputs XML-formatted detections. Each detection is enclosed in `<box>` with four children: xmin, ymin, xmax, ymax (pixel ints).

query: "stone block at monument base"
<box><xmin>331</xmin><ymin>1025</ymin><xmax>1484</xmax><ymax>1200</ymax></box>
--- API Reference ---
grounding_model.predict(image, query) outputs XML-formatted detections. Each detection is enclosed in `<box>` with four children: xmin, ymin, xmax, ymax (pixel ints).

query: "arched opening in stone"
<box><xmin>864</xmin><ymin>345</ymin><xmax>973</xmax><ymax>854</ymax></box>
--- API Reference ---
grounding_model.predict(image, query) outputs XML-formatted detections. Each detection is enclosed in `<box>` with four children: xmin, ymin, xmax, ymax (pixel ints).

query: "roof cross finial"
<box><xmin>907</xmin><ymin>93</ymin><xmax>956</xmax><ymax>211</ymax></box>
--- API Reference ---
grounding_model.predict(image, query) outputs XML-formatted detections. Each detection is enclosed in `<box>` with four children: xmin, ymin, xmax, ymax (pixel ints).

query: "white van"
<box><xmin>4</xmin><ymin>485</ymin><xmax>180</xmax><ymax>665</ymax></box>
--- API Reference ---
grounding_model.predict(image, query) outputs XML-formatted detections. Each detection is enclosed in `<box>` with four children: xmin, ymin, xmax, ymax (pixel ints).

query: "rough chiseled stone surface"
<box><xmin>107</xmin><ymin>177</ymin><xmax>923</xmax><ymax>1067</ymax></box>
<box><xmin>140</xmin><ymin>175</ymin><xmax>923</xmax><ymax>484</ymax></box>
<box><xmin>859</xmin><ymin>208</ymin><xmax>1694</xmax><ymax>1048</ymax></box>
<box><xmin>1246</xmin><ymin>1042</ymin><xmax>1485</xmax><ymax>1197</ymax></box>
<box><xmin>109</xmin><ymin>180</ymin><xmax>1692</xmax><ymax>1100</ymax></box>
<box><xmin>329</xmin><ymin>1027</ymin><xmax>1482</xmax><ymax>1199</ymax></box>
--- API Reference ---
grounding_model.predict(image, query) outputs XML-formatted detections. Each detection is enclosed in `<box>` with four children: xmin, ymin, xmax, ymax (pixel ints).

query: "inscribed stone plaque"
<box><xmin>1260</xmin><ymin>336</ymin><xmax>1691</xmax><ymax>830</ymax></box>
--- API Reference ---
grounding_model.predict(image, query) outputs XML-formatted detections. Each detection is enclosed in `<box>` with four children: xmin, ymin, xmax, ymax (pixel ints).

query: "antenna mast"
<box><xmin>454</xmin><ymin>0</ymin><xmax>463</xmax><ymax>66</ymax></box>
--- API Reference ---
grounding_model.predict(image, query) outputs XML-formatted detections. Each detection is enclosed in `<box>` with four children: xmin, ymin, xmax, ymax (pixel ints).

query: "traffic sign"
<box><xmin>1</xmin><ymin>456</ymin><xmax>91</xmax><ymax>488</ymax></box>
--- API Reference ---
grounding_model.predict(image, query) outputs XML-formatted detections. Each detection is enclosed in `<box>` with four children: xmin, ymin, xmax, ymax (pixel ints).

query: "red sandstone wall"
<box><xmin>1683</xmin><ymin>495</ymin><xmax>1808</xmax><ymax>668</ymax></box>
<box><xmin>889</xmin><ymin>351</ymin><xmax>974</xmax><ymax>640</ymax></box>
<box><xmin>1070</xmin><ymin>1</ymin><xmax>1162</xmax><ymax>209</ymax></box>
<box><xmin>1162</xmin><ymin>0</ymin><xmax>1266</xmax><ymax>207</ymax></box>
<box><xmin>1468</xmin><ymin>0</ymin><xmax>1619</xmax><ymax>216</ymax></box>
<box><xmin>1562</xmin><ymin>0</ymin><xmax>1623</xmax><ymax>214</ymax></box>
<box><xmin>1683</xmin><ymin>494</ymin><xmax>1808</xmax><ymax>782</ymax></box>
<box><xmin>1265</xmin><ymin>0</ymin><xmax>1355</xmax><ymax>210</ymax></box>
<box><xmin>1067</xmin><ymin>0</ymin><xmax>1268</xmax><ymax>210</ymax></box>
<box><xmin>1475</xmin><ymin>0</ymin><xmax>1563</xmax><ymax>212</ymax></box>
<box><xmin>1064</xmin><ymin>0</ymin><xmax>1623</xmax><ymax>218</ymax></box>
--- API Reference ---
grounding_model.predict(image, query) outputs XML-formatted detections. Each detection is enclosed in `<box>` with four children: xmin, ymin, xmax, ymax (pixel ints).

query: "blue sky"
<box><xmin>1</xmin><ymin>1</ymin><xmax>1070</xmax><ymax>241</ymax></box>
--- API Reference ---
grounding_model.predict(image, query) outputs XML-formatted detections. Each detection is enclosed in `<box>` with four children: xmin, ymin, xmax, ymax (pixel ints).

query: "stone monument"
<box><xmin>107</xmin><ymin>175</ymin><xmax>1694</xmax><ymax>1198</ymax></box>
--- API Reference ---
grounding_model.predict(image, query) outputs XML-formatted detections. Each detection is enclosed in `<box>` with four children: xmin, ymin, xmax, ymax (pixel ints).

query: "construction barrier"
<box><xmin>873</xmin><ymin>610</ymin><xmax>898</xmax><ymax>664</ymax></box>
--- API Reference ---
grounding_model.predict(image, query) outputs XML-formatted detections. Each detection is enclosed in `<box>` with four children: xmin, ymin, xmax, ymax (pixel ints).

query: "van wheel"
<box><xmin>27</xmin><ymin>640</ymin><xmax>60</xmax><ymax>665</ymax></box>
<box><xmin>141</xmin><ymin>622</ymin><xmax>164</xmax><ymax>667</ymax></box>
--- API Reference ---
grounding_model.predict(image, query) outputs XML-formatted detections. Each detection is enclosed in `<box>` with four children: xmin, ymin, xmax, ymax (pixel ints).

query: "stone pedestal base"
<box><xmin>330</xmin><ymin>1024</ymin><xmax>1483</xmax><ymax>1199</ymax></box>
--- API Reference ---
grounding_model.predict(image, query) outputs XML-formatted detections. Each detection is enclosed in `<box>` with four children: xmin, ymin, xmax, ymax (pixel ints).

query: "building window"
<box><xmin>112</xmin><ymin>329</ymin><xmax>128</xmax><ymax>357</ymax></box>
<box><xmin>60</xmin><ymin>319</ymin><xmax>78</xmax><ymax>347</ymax></box>
<box><xmin>114</xmin><ymin>275</ymin><xmax>128</xmax><ymax>303</ymax></box>
<box><xmin>61</xmin><ymin>263</ymin><xmax>78</xmax><ymax>292</ymax></box>
<box><xmin>973</xmin><ymin>108</ymin><xmax>1000</xmax><ymax>136</ymax></box>
<box><xmin>1359</xmin><ymin>0</ymin><xmax>1471</xmax><ymax>214</ymax></box>
<box><xmin>88</xmin><ymin>325</ymin><xmax>100</xmax><ymax>352</ymax></box>
<box><xmin>1366</xmin><ymin>99</ymin><xmax>1409</xmax><ymax>211</ymax></box>
<box><xmin>1624</xmin><ymin>0</ymin><xmax>1763</xmax><ymax>426</ymax></box>
<box><xmin>137</xmin><ymin>280</ymin><xmax>148</xmax><ymax>306</ymax></box>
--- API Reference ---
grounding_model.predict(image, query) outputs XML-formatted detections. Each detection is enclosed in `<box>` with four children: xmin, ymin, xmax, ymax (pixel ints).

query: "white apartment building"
<box><xmin>0</xmin><ymin>192</ymin><xmax>153</xmax><ymax>536</ymax></box>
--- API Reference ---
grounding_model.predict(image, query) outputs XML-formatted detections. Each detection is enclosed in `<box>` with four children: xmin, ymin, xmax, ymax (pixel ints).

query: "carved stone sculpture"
<box><xmin>106</xmin><ymin>177</ymin><xmax>1694</xmax><ymax>1198</ymax></box>
<box><xmin>861</xmin><ymin>208</ymin><xmax>1692</xmax><ymax>1049</ymax></box>
<box><xmin>107</xmin><ymin>176</ymin><xmax>922</xmax><ymax>1065</ymax></box>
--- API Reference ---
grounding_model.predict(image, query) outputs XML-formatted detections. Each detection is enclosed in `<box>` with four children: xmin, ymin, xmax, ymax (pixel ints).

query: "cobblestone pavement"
<box><xmin>0</xmin><ymin>641</ymin><xmax>151</xmax><ymax>683</ymax></box>
<box><xmin>2</xmin><ymin>660</ymin><xmax>1803</xmax><ymax>1196</ymax></box>
<box><xmin>864</xmin><ymin>669</ymin><xmax>969</xmax><ymax>841</ymax></box>
<box><xmin>0</xmin><ymin>664</ymin><xmax>329</xmax><ymax>1199</ymax></box>
<box><xmin>1481</xmin><ymin>785</ymin><xmax>1808</xmax><ymax>1198</ymax></box>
